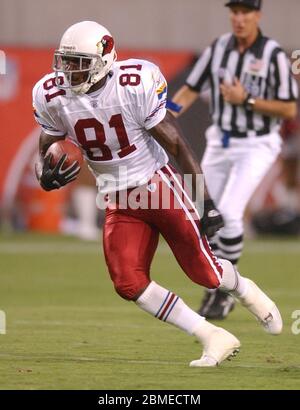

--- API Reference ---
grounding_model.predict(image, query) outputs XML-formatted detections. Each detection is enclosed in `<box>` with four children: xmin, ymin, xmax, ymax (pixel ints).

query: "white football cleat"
<box><xmin>238</xmin><ymin>279</ymin><xmax>283</xmax><ymax>335</ymax></box>
<box><xmin>190</xmin><ymin>327</ymin><xmax>241</xmax><ymax>367</ymax></box>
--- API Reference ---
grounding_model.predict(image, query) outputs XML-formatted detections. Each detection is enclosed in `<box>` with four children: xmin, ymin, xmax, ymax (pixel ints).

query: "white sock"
<box><xmin>136</xmin><ymin>281</ymin><xmax>205</xmax><ymax>335</ymax></box>
<box><xmin>218</xmin><ymin>258</ymin><xmax>248</xmax><ymax>298</ymax></box>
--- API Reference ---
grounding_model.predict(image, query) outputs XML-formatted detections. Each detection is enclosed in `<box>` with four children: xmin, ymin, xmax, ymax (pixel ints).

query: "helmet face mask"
<box><xmin>53</xmin><ymin>52</ymin><xmax>106</xmax><ymax>93</ymax></box>
<box><xmin>53</xmin><ymin>21</ymin><xmax>117</xmax><ymax>94</ymax></box>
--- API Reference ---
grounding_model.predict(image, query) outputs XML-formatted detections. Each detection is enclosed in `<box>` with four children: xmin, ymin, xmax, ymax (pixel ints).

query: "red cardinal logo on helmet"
<box><xmin>97</xmin><ymin>35</ymin><xmax>114</xmax><ymax>56</ymax></box>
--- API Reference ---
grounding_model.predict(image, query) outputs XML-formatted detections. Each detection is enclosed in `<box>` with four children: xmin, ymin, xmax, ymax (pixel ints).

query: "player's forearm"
<box><xmin>252</xmin><ymin>99</ymin><xmax>297</xmax><ymax>119</ymax></box>
<box><xmin>151</xmin><ymin>112</ymin><xmax>210</xmax><ymax>200</ymax></box>
<box><xmin>39</xmin><ymin>131</ymin><xmax>66</xmax><ymax>156</ymax></box>
<box><xmin>176</xmin><ymin>140</ymin><xmax>211</xmax><ymax>200</ymax></box>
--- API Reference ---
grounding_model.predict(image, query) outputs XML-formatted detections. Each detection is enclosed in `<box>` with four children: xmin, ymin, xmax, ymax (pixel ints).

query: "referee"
<box><xmin>169</xmin><ymin>0</ymin><xmax>298</xmax><ymax>319</ymax></box>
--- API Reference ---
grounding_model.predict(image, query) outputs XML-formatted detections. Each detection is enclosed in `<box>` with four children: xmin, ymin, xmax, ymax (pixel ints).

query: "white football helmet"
<box><xmin>53</xmin><ymin>21</ymin><xmax>117</xmax><ymax>94</ymax></box>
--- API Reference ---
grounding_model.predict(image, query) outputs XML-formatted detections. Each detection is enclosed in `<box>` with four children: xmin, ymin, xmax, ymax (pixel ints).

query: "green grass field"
<box><xmin>0</xmin><ymin>232</ymin><xmax>299</xmax><ymax>390</ymax></box>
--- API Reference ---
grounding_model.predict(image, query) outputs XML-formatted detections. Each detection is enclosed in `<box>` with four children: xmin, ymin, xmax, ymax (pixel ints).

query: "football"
<box><xmin>46</xmin><ymin>140</ymin><xmax>83</xmax><ymax>170</ymax></box>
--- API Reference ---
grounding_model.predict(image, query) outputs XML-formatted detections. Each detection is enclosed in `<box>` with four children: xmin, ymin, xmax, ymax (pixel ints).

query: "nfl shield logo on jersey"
<box><xmin>90</xmin><ymin>100</ymin><xmax>98</xmax><ymax>108</ymax></box>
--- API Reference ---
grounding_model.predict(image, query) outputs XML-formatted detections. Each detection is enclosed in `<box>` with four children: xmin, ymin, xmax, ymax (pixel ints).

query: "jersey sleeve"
<box><xmin>186</xmin><ymin>44</ymin><xmax>213</xmax><ymax>93</ymax></box>
<box><xmin>32</xmin><ymin>77</ymin><xmax>67</xmax><ymax>136</ymax></box>
<box><xmin>271</xmin><ymin>49</ymin><xmax>299</xmax><ymax>101</ymax></box>
<box><xmin>133</xmin><ymin>62</ymin><xmax>168</xmax><ymax>130</ymax></box>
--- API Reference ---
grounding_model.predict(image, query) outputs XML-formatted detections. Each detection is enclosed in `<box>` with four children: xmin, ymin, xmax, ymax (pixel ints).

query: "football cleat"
<box><xmin>190</xmin><ymin>327</ymin><xmax>241</xmax><ymax>367</ymax></box>
<box><xmin>198</xmin><ymin>289</ymin><xmax>235</xmax><ymax>320</ymax></box>
<box><xmin>238</xmin><ymin>279</ymin><xmax>283</xmax><ymax>335</ymax></box>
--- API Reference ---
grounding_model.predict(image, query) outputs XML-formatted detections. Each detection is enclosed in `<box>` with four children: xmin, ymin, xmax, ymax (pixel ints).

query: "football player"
<box><xmin>33</xmin><ymin>21</ymin><xmax>282</xmax><ymax>367</ymax></box>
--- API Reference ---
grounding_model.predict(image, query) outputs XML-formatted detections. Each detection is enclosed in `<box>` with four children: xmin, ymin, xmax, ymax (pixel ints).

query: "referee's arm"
<box><xmin>247</xmin><ymin>96</ymin><xmax>297</xmax><ymax>119</ymax></box>
<box><xmin>252</xmin><ymin>49</ymin><xmax>298</xmax><ymax>119</ymax></box>
<box><xmin>168</xmin><ymin>44</ymin><xmax>213</xmax><ymax>117</ymax></box>
<box><xmin>248</xmin><ymin>48</ymin><xmax>298</xmax><ymax>119</ymax></box>
<box><xmin>173</xmin><ymin>79</ymin><xmax>298</xmax><ymax>120</ymax></box>
<box><xmin>220</xmin><ymin>75</ymin><xmax>297</xmax><ymax>120</ymax></box>
<box><xmin>169</xmin><ymin>46</ymin><xmax>298</xmax><ymax>120</ymax></box>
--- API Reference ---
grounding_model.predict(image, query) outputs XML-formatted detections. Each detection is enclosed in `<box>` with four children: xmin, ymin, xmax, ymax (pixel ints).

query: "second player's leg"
<box><xmin>200</xmin><ymin>141</ymin><xmax>281</xmax><ymax>319</ymax></box>
<box><xmin>152</xmin><ymin>165</ymin><xmax>282</xmax><ymax>336</ymax></box>
<box><xmin>199</xmin><ymin>146</ymin><xmax>237</xmax><ymax>318</ymax></box>
<box><xmin>217</xmin><ymin>141</ymin><xmax>282</xmax><ymax>262</ymax></box>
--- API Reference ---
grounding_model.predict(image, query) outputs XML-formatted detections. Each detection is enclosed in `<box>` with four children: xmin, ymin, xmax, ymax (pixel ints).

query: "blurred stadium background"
<box><xmin>0</xmin><ymin>0</ymin><xmax>299</xmax><ymax>390</ymax></box>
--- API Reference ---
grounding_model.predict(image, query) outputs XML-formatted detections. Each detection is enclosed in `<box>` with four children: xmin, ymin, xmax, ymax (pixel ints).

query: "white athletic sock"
<box><xmin>136</xmin><ymin>281</ymin><xmax>206</xmax><ymax>335</ymax></box>
<box><xmin>218</xmin><ymin>259</ymin><xmax>248</xmax><ymax>298</ymax></box>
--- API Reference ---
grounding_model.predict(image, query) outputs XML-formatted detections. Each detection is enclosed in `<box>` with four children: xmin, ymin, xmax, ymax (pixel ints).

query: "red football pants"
<box><xmin>103</xmin><ymin>164</ymin><xmax>223</xmax><ymax>300</ymax></box>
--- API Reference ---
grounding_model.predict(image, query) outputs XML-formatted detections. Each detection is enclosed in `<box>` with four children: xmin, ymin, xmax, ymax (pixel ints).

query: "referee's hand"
<box><xmin>220</xmin><ymin>77</ymin><xmax>247</xmax><ymax>105</ymax></box>
<box><xmin>201</xmin><ymin>199</ymin><xmax>224</xmax><ymax>238</ymax></box>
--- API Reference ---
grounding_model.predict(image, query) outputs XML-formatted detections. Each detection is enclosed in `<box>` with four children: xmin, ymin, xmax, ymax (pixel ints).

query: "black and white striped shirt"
<box><xmin>186</xmin><ymin>31</ymin><xmax>298</xmax><ymax>137</ymax></box>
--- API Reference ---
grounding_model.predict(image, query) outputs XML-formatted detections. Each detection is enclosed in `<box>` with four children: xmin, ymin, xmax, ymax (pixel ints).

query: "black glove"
<box><xmin>201</xmin><ymin>199</ymin><xmax>224</xmax><ymax>238</ymax></box>
<box><xmin>36</xmin><ymin>153</ymin><xmax>80</xmax><ymax>191</ymax></box>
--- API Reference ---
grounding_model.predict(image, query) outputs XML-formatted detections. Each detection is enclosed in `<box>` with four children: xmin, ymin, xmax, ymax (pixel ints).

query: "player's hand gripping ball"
<box><xmin>47</xmin><ymin>140</ymin><xmax>83</xmax><ymax>169</ymax></box>
<box><xmin>40</xmin><ymin>140</ymin><xmax>83</xmax><ymax>191</ymax></box>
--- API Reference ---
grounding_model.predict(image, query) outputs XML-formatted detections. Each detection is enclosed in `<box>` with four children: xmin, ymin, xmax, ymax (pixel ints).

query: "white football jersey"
<box><xmin>32</xmin><ymin>59</ymin><xmax>169</xmax><ymax>194</ymax></box>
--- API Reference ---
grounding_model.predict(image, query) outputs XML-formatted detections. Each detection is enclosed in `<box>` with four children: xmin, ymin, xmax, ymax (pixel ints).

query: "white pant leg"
<box><xmin>201</xmin><ymin>146</ymin><xmax>232</xmax><ymax>205</ymax></box>
<box><xmin>217</xmin><ymin>135</ymin><xmax>282</xmax><ymax>238</ymax></box>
